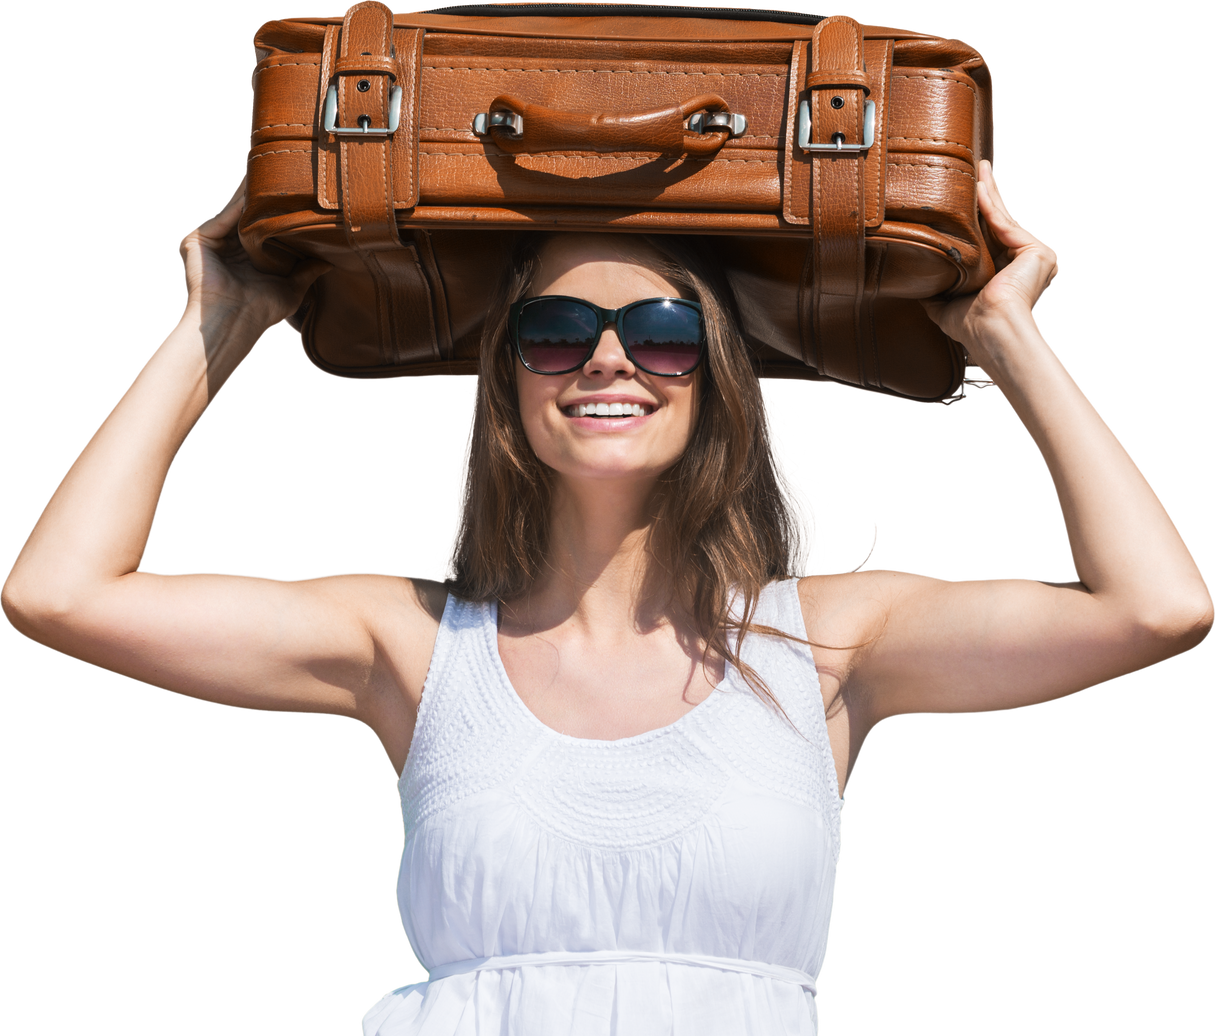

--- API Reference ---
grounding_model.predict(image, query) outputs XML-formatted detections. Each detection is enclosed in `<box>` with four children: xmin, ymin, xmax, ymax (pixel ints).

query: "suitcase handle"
<box><xmin>472</xmin><ymin>93</ymin><xmax>744</xmax><ymax>156</ymax></box>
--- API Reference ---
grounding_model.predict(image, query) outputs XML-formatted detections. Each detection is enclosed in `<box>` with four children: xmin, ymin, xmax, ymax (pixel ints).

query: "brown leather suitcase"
<box><xmin>241</xmin><ymin>3</ymin><xmax>995</xmax><ymax>402</ymax></box>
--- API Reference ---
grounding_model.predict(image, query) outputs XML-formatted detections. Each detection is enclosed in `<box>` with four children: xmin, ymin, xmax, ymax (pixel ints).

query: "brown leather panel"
<box><xmin>866</xmin><ymin>293</ymin><xmax>963</xmax><ymax>399</ymax></box>
<box><xmin>861</xmin><ymin>39</ymin><xmax>893</xmax><ymax>227</ymax></box>
<box><xmin>422</xmin><ymin>34</ymin><xmax>795</xmax><ymax>65</ymax></box>
<box><xmin>419</xmin><ymin>54</ymin><xmax>790</xmax><ymax>148</ymax></box>
<box><xmin>716</xmin><ymin>236</ymin><xmax>810</xmax><ymax>364</ymax></box>
<box><xmin>890</xmin><ymin>37</ymin><xmax>986</xmax><ymax>72</ymax></box>
<box><xmin>317</xmin><ymin>26</ymin><xmax>341</xmax><ymax>210</ymax></box>
<box><xmin>886</xmin><ymin>70</ymin><xmax>977</xmax><ymax>163</ymax></box>
<box><xmin>247</xmin><ymin>141</ymin><xmax>316</xmax><ymax>198</ymax></box>
<box><xmin>867</xmin><ymin>234</ymin><xmax>966</xmax><ymax>297</ymax></box>
<box><xmin>427</xmin><ymin>229</ymin><xmax>520</xmax><ymax>359</ymax></box>
<box><xmin>882</xmin><ymin>155</ymin><xmax>979</xmax><ymax>282</ymax></box>
<box><xmin>251</xmin><ymin>56</ymin><xmax>322</xmax><ymax>147</ymax></box>
<box><xmin>416</xmin><ymin>145</ymin><xmax>780</xmax><ymax>210</ymax></box>
<box><xmin>781</xmin><ymin>40</ymin><xmax>810</xmax><ymax>226</ymax></box>
<box><xmin>297</xmin><ymin>233</ymin><xmax>439</xmax><ymax>369</ymax></box>
<box><xmin>392</xmin><ymin>27</ymin><xmax>425</xmax><ymax>208</ymax></box>
<box><xmin>254</xmin><ymin>18</ymin><xmax>327</xmax><ymax>59</ymax></box>
<box><xmin>412</xmin><ymin>229</ymin><xmax>454</xmax><ymax>360</ymax></box>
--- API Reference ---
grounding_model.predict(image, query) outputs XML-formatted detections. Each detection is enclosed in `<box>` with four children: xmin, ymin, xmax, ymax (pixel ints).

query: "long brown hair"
<box><xmin>448</xmin><ymin>233</ymin><xmax>801</xmax><ymax>710</ymax></box>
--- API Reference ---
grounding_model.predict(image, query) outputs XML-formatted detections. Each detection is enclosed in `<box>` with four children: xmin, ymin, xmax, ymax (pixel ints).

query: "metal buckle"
<box><xmin>797</xmin><ymin>98</ymin><xmax>875</xmax><ymax>152</ymax></box>
<box><xmin>687</xmin><ymin>111</ymin><xmax>747</xmax><ymax>138</ymax></box>
<box><xmin>471</xmin><ymin>111</ymin><xmax>524</xmax><ymax>138</ymax></box>
<box><xmin>323</xmin><ymin>83</ymin><xmax>403</xmax><ymax>136</ymax></box>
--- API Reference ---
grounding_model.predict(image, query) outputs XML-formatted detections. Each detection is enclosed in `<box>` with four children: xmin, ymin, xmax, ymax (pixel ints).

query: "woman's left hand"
<box><xmin>921</xmin><ymin>160</ymin><xmax>1058</xmax><ymax>371</ymax></box>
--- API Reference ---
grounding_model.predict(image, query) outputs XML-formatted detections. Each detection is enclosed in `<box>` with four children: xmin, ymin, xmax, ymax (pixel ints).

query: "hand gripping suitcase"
<box><xmin>240</xmin><ymin>3</ymin><xmax>995</xmax><ymax>402</ymax></box>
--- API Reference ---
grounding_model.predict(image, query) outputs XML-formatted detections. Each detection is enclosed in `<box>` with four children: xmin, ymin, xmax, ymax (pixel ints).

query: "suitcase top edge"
<box><xmin>426</xmin><ymin>5</ymin><xmax>824</xmax><ymax>26</ymax></box>
<box><xmin>264</xmin><ymin>7</ymin><xmax>940</xmax><ymax>43</ymax></box>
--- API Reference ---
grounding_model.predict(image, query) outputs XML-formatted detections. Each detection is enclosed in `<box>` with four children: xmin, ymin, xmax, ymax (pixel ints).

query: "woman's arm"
<box><xmin>805</xmin><ymin>162</ymin><xmax>1211</xmax><ymax>746</ymax></box>
<box><xmin>1</xmin><ymin>184</ymin><xmax>440</xmax><ymax>772</ymax></box>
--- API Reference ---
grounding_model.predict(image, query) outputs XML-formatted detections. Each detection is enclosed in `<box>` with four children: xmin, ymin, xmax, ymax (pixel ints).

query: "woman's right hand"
<box><xmin>180</xmin><ymin>179</ymin><xmax>329</xmax><ymax>334</ymax></box>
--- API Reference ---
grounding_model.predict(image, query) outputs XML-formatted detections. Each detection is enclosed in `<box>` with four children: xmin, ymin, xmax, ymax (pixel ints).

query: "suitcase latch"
<box><xmin>687</xmin><ymin>111</ymin><xmax>747</xmax><ymax>138</ymax></box>
<box><xmin>472</xmin><ymin>111</ymin><xmax>524</xmax><ymax>138</ymax></box>
<box><xmin>323</xmin><ymin>84</ymin><xmax>403</xmax><ymax>136</ymax></box>
<box><xmin>797</xmin><ymin>99</ymin><xmax>875</xmax><ymax>152</ymax></box>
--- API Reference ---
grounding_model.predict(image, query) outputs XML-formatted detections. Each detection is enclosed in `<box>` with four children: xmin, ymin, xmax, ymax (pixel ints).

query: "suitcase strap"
<box><xmin>329</xmin><ymin>3</ymin><xmax>405</xmax><ymax>244</ymax></box>
<box><xmin>324</xmin><ymin>2</ymin><xmax>448</xmax><ymax>366</ymax></box>
<box><xmin>799</xmin><ymin>16</ymin><xmax>873</xmax><ymax>388</ymax></box>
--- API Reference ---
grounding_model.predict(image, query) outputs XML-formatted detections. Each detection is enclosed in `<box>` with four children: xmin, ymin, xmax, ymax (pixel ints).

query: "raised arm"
<box><xmin>804</xmin><ymin>162</ymin><xmax>1211</xmax><ymax>761</ymax></box>
<box><xmin>1</xmin><ymin>184</ymin><xmax>441</xmax><ymax>773</ymax></box>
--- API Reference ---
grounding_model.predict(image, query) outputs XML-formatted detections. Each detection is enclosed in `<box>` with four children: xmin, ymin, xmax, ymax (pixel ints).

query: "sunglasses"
<box><xmin>508</xmin><ymin>295</ymin><xmax>706</xmax><ymax>377</ymax></box>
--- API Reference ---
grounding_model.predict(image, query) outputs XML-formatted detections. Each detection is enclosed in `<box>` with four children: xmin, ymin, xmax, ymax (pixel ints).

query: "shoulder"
<box><xmin>332</xmin><ymin>576</ymin><xmax>451</xmax><ymax>770</ymax></box>
<box><xmin>797</xmin><ymin>570</ymin><xmax>921</xmax><ymax>633</ymax></box>
<box><xmin>795</xmin><ymin>570</ymin><xmax>938</xmax><ymax>672</ymax></box>
<box><xmin>363</xmin><ymin>573</ymin><xmax>447</xmax><ymax>645</ymax></box>
<box><xmin>315</xmin><ymin>574</ymin><xmax>448</xmax><ymax>704</ymax></box>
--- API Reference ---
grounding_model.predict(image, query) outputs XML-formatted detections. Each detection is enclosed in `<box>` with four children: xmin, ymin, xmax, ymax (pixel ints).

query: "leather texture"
<box><xmin>241</xmin><ymin>4</ymin><xmax>995</xmax><ymax>402</ymax></box>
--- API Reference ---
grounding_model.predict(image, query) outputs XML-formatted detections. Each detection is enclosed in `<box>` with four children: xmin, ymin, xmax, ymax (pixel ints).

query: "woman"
<box><xmin>3</xmin><ymin>160</ymin><xmax>1209</xmax><ymax>1034</ymax></box>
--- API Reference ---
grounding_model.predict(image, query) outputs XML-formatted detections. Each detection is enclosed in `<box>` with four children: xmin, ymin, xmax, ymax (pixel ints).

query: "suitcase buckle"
<box><xmin>323</xmin><ymin>84</ymin><xmax>403</xmax><ymax>136</ymax></box>
<box><xmin>797</xmin><ymin>98</ymin><xmax>875</xmax><ymax>152</ymax></box>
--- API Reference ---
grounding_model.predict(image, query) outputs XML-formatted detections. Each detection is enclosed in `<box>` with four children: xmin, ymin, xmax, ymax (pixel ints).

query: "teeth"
<box><xmin>568</xmin><ymin>403</ymin><xmax>651</xmax><ymax>417</ymax></box>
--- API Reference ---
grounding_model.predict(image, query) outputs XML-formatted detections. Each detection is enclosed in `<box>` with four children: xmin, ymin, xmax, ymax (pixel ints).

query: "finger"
<box><xmin>977</xmin><ymin>179</ymin><xmax>1038</xmax><ymax>254</ymax></box>
<box><xmin>197</xmin><ymin>178</ymin><xmax>248</xmax><ymax>242</ymax></box>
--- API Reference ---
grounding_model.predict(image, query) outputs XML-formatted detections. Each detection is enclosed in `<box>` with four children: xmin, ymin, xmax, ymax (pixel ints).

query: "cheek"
<box><xmin>514</xmin><ymin>364</ymin><xmax>562</xmax><ymax>459</ymax></box>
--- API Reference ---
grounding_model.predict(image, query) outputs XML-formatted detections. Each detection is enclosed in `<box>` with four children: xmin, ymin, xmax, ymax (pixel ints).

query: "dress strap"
<box><xmin>426</xmin><ymin>949</ymin><xmax>817</xmax><ymax>994</ymax></box>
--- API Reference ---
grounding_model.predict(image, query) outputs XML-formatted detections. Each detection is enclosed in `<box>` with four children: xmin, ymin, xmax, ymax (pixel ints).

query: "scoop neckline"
<box><xmin>487</xmin><ymin>600</ymin><xmax>730</xmax><ymax>747</ymax></box>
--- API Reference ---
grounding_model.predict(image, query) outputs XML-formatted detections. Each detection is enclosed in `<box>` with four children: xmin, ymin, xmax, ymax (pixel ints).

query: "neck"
<box><xmin>505</xmin><ymin>474</ymin><xmax>670</xmax><ymax>635</ymax></box>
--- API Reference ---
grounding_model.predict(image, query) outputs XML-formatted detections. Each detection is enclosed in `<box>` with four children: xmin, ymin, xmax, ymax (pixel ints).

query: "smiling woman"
<box><xmin>456</xmin><ymin>233</ymin><xmax>800</xmax><ymax>724</ymax></box>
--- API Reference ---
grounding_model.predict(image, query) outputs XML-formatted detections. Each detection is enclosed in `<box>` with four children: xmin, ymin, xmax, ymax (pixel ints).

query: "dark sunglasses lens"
<box><xmin>517</xmin><ymin>299</ymin><xmax>598</xmax><ymax>372</ymax></box>
<box><xmin>621</xmin><ymin>301</ymin><xmax>703</xmax><ymax>374</ymax></box>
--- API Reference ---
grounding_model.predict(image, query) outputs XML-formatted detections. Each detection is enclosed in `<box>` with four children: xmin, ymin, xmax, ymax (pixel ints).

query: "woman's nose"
<box><xmin>583</xmin><ymin>325</ymin><xmax>635</xmax><ymax>377</ymax></box>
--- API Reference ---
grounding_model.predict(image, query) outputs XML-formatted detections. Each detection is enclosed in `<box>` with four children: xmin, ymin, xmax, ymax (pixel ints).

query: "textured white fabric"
<box><xmin>364</xmin><ymin>578</ymin><xmax>842</xmax><ymax>1035</ymax></box>
<box><xmin>426</xmin><ymin>950</ymin><xmax>817</xmax><ymax>989</ymax></box>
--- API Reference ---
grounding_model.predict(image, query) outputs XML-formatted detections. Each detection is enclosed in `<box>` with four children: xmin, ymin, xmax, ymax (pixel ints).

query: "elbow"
<box><xmin>2</xmin><ymin>570</ymin><xmax>84</xmax><ymax>647</ymax></box>
<box><xmin>2</xmin><ymin>579</ymin><xmax>37</xmax><ymax>641</ymax></box>
<box><xmin>1132</xmin><ymin>587</ymin><xmax>1213</xmax><ymax>659</ymax></box>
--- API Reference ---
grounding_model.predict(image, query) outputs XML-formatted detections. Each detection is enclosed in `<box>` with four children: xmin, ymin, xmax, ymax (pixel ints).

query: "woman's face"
<box><xmin>515</xmin><ymin>236</ymin><xmax>699</xmax><ymax>489</ymax></box>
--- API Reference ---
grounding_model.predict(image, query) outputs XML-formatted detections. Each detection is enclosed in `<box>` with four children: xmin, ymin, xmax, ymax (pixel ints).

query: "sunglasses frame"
<box><xmin>508</xmin><ymin>295</ymin><xmax>706</xmax><ymax>377</ymax></box>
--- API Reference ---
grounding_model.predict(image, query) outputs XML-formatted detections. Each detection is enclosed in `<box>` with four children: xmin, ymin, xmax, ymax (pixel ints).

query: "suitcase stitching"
<box><xmin>427</xmin><ymin>67</ymin><xmax>784</xmax><ymax>76</ymax></box>
<box><xmin>417</xmin><ymin>152</ymin><xmax>776</xmax><ymax>163</ymax></box>
<box><xmin>888</xmin><ymin>136</ymin><xmax>974</xmax><ymax>157</ymax></box>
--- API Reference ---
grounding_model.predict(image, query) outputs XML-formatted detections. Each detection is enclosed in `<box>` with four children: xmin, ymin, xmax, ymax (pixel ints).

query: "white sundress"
<box><xmin>363</xmin><ymin>577</ymin><xmax>843</xmax><ymax>1035</ymax></box>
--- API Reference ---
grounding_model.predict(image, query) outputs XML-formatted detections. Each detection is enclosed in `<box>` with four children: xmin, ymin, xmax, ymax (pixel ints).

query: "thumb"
<box><xmin>919</xmin><ymin>296</ymin><xmax>948</xmax><ymax>327</ymax></box>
